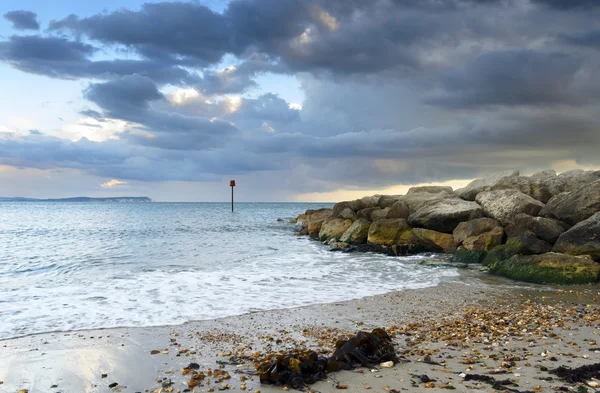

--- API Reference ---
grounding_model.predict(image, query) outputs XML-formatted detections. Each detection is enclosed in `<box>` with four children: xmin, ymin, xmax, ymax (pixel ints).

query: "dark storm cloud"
<box><xmin>531</xmin><ymin>0</ymin><xmax>600</xmax><ymax>10</ymax></box>
<box><xmin>85</xmin><ymin>75</ymin><xmax>241</xmax><ymax>150</ymax></box>
<box><xmin>0</xmin><ymin>35</ymin><xmax>200</xmax><ymax>85</ymax></box>
<box><xmin>4</xmin><ymin>10</ymin><xmax>40</xmax><ymax>30</ymax></box>
<box><xmin>559</xmin><ymin>30</ymin><xmax>600</xmax><ymax>49</ymax></box>
<box><xmin>426</xmin><ymin>50</ymin><xmax>585</xmax><ymax>108</ymax></box>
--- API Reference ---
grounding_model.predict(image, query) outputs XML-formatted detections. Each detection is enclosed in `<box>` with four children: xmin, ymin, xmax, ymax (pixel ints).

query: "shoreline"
<box><xmin>2</xmin><ymin>279</ymin><xmax>598</xmax><ymax>393</ymax></box>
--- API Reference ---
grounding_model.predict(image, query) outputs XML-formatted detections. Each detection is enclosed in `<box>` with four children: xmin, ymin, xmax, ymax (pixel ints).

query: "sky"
<box><xmin>1</xmin><ymin>0</ymin><xmax>600</xmax><ymax>202</ymax></box>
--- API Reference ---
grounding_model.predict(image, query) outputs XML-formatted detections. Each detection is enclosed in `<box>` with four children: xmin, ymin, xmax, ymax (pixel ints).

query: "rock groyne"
<box><xmin>293</xmin><ymin>169</ymin><xmax>600</xmax><ymax>285</ymax></box>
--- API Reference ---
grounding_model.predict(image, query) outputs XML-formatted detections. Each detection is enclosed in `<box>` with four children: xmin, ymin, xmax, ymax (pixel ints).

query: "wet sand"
<box><xmin>1</xmin><ymin>273</ymin><xmax>599</xmax><ymax>393</ymax></box>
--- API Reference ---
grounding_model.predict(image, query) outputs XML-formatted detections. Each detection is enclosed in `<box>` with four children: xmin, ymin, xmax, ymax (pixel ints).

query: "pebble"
<box><xmin>380</xmin><ymin>361</ymin><xmax>394</xmax><ymax>368</ymax></box>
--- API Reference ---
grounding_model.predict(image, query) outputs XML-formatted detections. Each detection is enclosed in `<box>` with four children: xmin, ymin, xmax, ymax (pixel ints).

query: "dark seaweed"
<box><xmin>549</xmin><ymin>362</ymin><xmax>600</xmax><ymax>383</ymax></box>
<box><xmin>257</xmin><ymin>328</ymin><xmax>398</xmax><ymax>389</ymax></box>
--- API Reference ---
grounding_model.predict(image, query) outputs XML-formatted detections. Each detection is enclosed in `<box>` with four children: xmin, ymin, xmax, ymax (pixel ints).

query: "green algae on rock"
<box><xmin>487</xmin><ymin>252</ymin><xmax>600</xmax><ymax>285</ymax></box>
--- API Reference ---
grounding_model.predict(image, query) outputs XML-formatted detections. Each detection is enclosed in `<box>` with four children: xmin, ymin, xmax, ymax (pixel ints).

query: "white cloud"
<box><xmin>100</xmin><ymin>179</ymin><xmax>127</xmax><ymax>188</ymax></box>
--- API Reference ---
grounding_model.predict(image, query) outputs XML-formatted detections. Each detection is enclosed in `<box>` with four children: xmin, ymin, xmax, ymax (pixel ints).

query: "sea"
<box><xmin>0</xmin><ymin>202</ymin><xmax>459</xmax><ymax>340</ymax></box>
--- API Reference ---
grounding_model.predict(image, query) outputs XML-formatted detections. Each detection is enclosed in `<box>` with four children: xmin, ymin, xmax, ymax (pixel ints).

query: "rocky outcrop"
<box><xmin>411</xmin><ymin>228</ymin><xmax>456</xmax><ymax>253</ymax></box>
<box><xmin>294</xmin><ymin>168</ymin><xmax>600</xmax><ymax>285</ymax></box>
<box><xmin>453</xmin><ymin>217</ymin><xmax>502</xmax><ymax>244</ymax></box>
<box><xmin>475</xmin><ymin>189</ymin><xmax>544</xmax><ymax>226</ymax></box>
<box><xmin>504</xmin><ymin>214</ymin><xmax>568</xmax><ymax>244</ymax></box>
<box><xmin>386</xmin><ymin>201</ymin><xmax>409</xmax><ymax>219</ymax></box>
<box><xmin>488</xmin><ymin>253</ymin><xmax>600</xmax><ymax>285</ymax></box>
<box><xmin>455</xmin><ymin>170</ymin><xmax>520</xmax><ymax>201</ymax></box>
<box><xmin>341</xmin><ymin>218</ymin><xmax>371</xmax><ymax>244</ymax></box>
<box><xmin>553</xmin><ymin>212</ymin><xmax>600</xmax><ymax>260</ymax></box>
<box><xmin>367</xmin><ymin>219</ymin><xmax>411</xmax><ymax>246</ymax></box>
<box><xmin>540</xmin><ymin>180</ymin><xmax>600</xmax><ymax>225</ymax></box>
<box><xmin>407</xmin><ymin>198</ymin><xmax>483</xmax><ymax>233</ymax></box>
<box><xmin>318</xmin><ymin>218</ymin><xmax>353</xmax><ymax>242</ymax></box>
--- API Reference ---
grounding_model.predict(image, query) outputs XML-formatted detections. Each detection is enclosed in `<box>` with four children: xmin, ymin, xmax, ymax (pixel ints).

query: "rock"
<box><xmin>357</xmin><ymin>208</ymin><xmax>378</xmax><ymax>220</ymax></box>
<box><xmin>487</xmin><ymin>170</ymin><xmax>563</xmax><ymax>203</ymax></box>
<box><xmin>329</xmin><ymin>241</ymin><xmax>351</xmax><ymax>250</ymax></box>
<box><xmin>504</xmin><ymin>213</ymin><xmax>569</xmax><ymax>244</ymax></box>
<box><xmin>398</xmin><ymin>192</ymin><xmax>454</xmax><ymax>214</ymax></box>
<box><xmin>370</xmin><ymin>207</ymin><xmax>390</xmax><ymax>221</ymax></box>
<box><xmin>557</xmin><ymin>169</ymin><xmax>600</xmax><ymax>191</ymax></box>
<box><xmin>411</xmin><ymin>228</ymin><xmax>457</xmax><ymax>253</ymax></box>
<box><xmin>341</xmin><ymin>218</ymin><xmax>371</xmax><ymax>244</ymax></box>
<box><xmin>386</xmin><ymin>201</ymin><xmax>409</xmax><ymax>219</ymax></box>
<box><xmin>540</xmin><ymin>180</ymin><xmax>600</xmax><ymax>225</ymax></box>
<box><xmin>453</xmin><ymin>217</ymin><xmax>502</xmax><ymax>245</ymax></box>
<box><xmin>305</xmin><ymin>208</ymin><xmax>333</xmax><ymax>222</ymax></box>
<box><xmin>487</xmin><ymin>252</ymin><xmax>600</xmax><ymax>284</ymax></box>
<box><xmin>505</xmin><ymin>231</ymin><xmax>553</xmax><ymax>255</ymax></box>
<box><xmin>338</xmin><ymin>208</ymin><xmax>357</xmax><ymax>220</ymax></box>
<box><xmin>318</xmin><ymin>219</ymin><xmax>354</xmax><ymax>242</ymax></box>
<box><xmin>332</xmin><ymin>202</ymin><xmax>353</xmax><ymax>218</ymax></box>
<box><xmin>451</xmin><ymin>249</ymin><xmax>488</xmax><ymax>264</ymax></box>
<box><xmin>475</xmin><ymin>189</ymin><xmax>544</xmax><ymax>226</ymax></box>
<box><xmin>553</xmin><ymin>212</ymin><xmax>600</xmax><ymax>260</ymax></box>
<box><xmin>360</xmin><ymin>195</ymin><xmax>381</xmax><ymax>209</ymax></box>
<box><xmin>380</xmin><ymin>361</ymin><xmax>394</xmax><ymax>368</ymax></box>
<box><xmin>407</xmin><ymin>186</ymin><xmax>453</xmax><ymax>195</ymax></box>
<box><xmin>455</xmin><ymin>170</ymin><xmax>520</xmax><ymax>201</ymax></box>
<box><xmin>308</xmin><ymin>219</ymin><xmax>326</xmax><ymax>239</ymax></box>
<box><xmin>367</xmin><ymin>219</ymin><xmax>411</xmax><ymax>246</ymax></box>
<box><xmin>378</xmin><ymin>195</ymin><xmax>399</xmax><ymax>208</ymax></box>
<box><xmin>462</xmin><ymin>227</ymin><xmax>504</xmax><ymax>251</ymax></box>
<box><xmin>407</xmin><ymin>198</ymin><xmax>483</xmax><ymax>233</ymax></box>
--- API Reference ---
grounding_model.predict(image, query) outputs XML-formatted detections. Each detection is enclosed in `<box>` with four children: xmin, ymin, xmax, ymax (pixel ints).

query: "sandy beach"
<box><xmin>1</xmin><ymin>271</ymin><xmax>599</xmax><ymax>393</ymax></box>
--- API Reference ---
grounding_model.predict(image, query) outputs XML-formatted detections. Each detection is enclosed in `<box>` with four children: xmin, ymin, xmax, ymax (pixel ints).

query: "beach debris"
<box><xmin>108</xmin><ymin>382</ymin><xmax>119</xmax><ymax>388</ymax></box>
<box><xmin>150</xmin><ymin>350</ymin><xmax>160</xmax><ymax>355</ymax></box>
<box><xmin>257</xmin><ymin>328</ymin><xmax>398</xmax><ymax>388</ymax></box>
<box><xmin>549</xmin><ymin>363</ymin><xmax>600</xmax><ymax>383</ymax></box>
<box><xmin>102</xmin><ymin>373</ymin><xmax>108</xmax><ymax>378</ymax></box>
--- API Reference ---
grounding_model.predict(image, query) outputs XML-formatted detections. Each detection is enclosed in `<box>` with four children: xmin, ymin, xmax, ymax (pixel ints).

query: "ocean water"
<box><xmin>0</xmin><ymin>202</ymin><xmax>459</xmax><ymax>340</ymax></box>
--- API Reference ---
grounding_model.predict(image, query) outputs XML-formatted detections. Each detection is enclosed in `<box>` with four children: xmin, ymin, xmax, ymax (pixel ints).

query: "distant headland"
<box><xmin>0</xmin><ymin>197</ymin><xmax>152</xmax><ymax>203</ymax></box>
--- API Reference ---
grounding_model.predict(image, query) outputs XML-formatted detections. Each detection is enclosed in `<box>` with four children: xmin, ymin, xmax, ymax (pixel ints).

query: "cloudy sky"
<box><xmin>1</xmin><ymin>0</ymin><xmax>600</xmax><ymax>202</ymax></box>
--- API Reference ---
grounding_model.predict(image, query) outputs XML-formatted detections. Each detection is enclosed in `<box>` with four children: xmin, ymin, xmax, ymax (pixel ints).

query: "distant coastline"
<box><xmin>0</xmin><ymin>196</ymin><xmax>152</xmax><ymax>203</ymax></box>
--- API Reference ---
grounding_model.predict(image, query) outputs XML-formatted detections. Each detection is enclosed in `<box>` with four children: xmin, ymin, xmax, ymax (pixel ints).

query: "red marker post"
<box><xmin>230</xmin><ymin>180</ymin><xmax>236</xmax><ymax>212</ymax></box>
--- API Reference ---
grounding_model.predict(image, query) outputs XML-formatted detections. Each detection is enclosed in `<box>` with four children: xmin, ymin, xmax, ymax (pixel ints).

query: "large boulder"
<box><xmin>463</xmin><ymin>227</ymin><xmax>504</xmax><ymax>251</ymax></box>
<box><xmin>407</xmin><ymin>186</ymin><xmax>454</xmax><ymax>195</ymax></box>
<box><xmin>318</xmin><ymin>218</ymin><xmax>353</xmax><ymax>242</ymax></box>
<box><xmin>332</xmin><ymin>202</ymin><xmax>353</xmax><ymax>218</ymax></box>
<box><xmin>370</xmin><ymin>207</ymin><xmax>390</xmax><ymax>221</ymax></box>
<box><xmin>357</xmin><ymin>208</ymin><xmax>378</xmax><ymax>220</ymax></box>
<box><xmin>504</xmin><ymin>213</ymin><xmax>569</xmax><ymax>244</ymax></box>
<box><xmin>359</xmin><ymin>195</ymin><xmax>381</xmax><ymax>209</ymax></box>
<box><xmin>453</xmin><ymin>217</ymin><xmax>502</xmax><ymax>244</ymax></box>
<box><xmin>338</xmin><ymin>208</ymin><xmax>357</xmax><ymax>220</ymax></box>
<box><xmin>539</xmin><ymin>180</ymin><xmax>600</xmax><ymax>225</ymax></box>
<box><xmin>397</xmin><ymin>192</ymin><xmax>454</xmax><ymax>214</ymax></box>
<box><xmin>386</xmin><ymin>201</ymin><xmax>409</xmax><ymax>219</ymax></box>
<box><xmin>475</xmin><ymin>189</ymin><xmax>544</xmax><ymax>226</ymax></box>
<box><xmin>367</xmin><ymin>219</ymin><xmax>411</xmax><ymax>246</ymax></box>
<box><xmin>407</xmin><ymin>198</ymin><xmax>483</xmax><ymax>233</ymax></box>
<box><xmin>505</xmin><ymin>231</ymin><xmax>553</xmax><ymax>255</ymax></box>
<box><xmin>341</xmin><ymin>218</ymin><xmax>371</xmax><ymax>244</ymax></box>
<box><xmin>455</xmin><ymin>170</ymin><xmax>520</xmax><ymax>201</ymax></box>
<box><xmin>378</xmin><ymin>195</ymin><xmax>400</xmax><ymax>208</ymax></box>
<box><xmin>487</xmin><ymin>252</ymin><xmax>600</xmax><ymax>285</ymax></box>
<box><xmin>411</xmin><ymin>228</ymin><xmax>456</xmax><ymax>253</ymax></box>
<box><xmin>305</xmin><ymin>208</ymin><xmax>333</xmax><ymax>222</ymax></box>
<box><xmin>553</xmin><ymin>212</ymin><xmax>600</xmax><ymax>260</ymax></box>
<box><xmin>308</xmin><ymin>219</ymin><xmax>326</xmax><ymax>239</ymax></box>
<box><xmin>488</xmin><ymin>170</ymin><xmax>564</xmax><ymax>203</ymax></box>
<box><xmin>557</xmin><ymin>169</ymin><xmax>600</xmax><ymax>191</ymax></box>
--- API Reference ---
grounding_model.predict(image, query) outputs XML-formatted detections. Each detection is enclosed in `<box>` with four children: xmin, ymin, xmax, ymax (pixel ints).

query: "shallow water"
<box><xmin>0</xmin><ymin>202</ymin><xmax>459</xmax><ymax>339</ymax></box>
